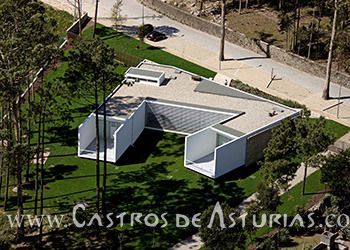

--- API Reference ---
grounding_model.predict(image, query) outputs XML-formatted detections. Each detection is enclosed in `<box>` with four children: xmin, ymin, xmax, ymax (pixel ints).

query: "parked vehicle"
<box><xmin>146</xmin><ymin>31</ymin><xmax>167</xmax><ymax>42</ymax></box>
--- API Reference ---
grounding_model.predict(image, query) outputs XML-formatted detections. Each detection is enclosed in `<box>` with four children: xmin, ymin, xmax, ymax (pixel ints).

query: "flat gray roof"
<box><xmin>212</xmin><ymin>124</ymin><xmax>245</xmax><ymax>137</ymax></box>
<box><xmin>104</xmin><ymin>60</ymin><xmax>299</xmax><ymax>135</ymax></box>
<box><xmin>126</xmin><ymin>67</ymin><xmax>163</xmax><ymax>79</ymax></box>
<box><xmin>195</xmin><ymin>79</ymin><xmax>262</xmax><ymax>102</ymax></box>
<box><xmin>145</xmin><ymin>97</ymin><xmax>245</xmax><ymax>116</ymax></box>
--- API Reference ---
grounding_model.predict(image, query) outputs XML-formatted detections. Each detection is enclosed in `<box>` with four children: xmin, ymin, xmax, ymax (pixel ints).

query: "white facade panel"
<box><xmin>131</xmin><ymin>101</ymin><xmax>146</xmax><ymax>144</ymax></box>
<box><xmin>115</xmin><ymin>118</ymin><xmax>133</xmax><ymax>160</ymax></box>
<box><xmin>78</xmin><ymin>114</ymin><xmax>96</xmax><ymax>155</ymax></box>
<box><xmin>115</xmin><ymin>101</ymin><xmax>146</xmax><ymax>160</ymax></box>
<box><xmin>185</xmin><ymin>128</ymin><xmax>217</xmax><ymax>162</ymax></box>
<box><xmin>214</xmin><ymin>136</ymin><xmax>247</xmax><ymax>178</ymax></box>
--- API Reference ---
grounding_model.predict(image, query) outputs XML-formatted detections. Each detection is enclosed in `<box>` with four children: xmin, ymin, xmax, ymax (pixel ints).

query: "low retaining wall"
<box><xmin>66</xmin><ymin>13</ymin><xmax>91</xmax><ymax>40</ymax></box>
<box><xmin>142</xmin><ymin>0</ymin><xmax>350</xmax><ymax>87</ymax></box>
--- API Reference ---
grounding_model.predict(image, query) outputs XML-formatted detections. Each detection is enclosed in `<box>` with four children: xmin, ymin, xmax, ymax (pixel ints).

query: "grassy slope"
<box><xmin>324</xmin><ymin>119</ymin><xmax>350</xmax><ymax>139</ymax></box>
<box><xmin>254</xmin><ymin>170</ymin><xmax>325</xmax><ymax>237</ymax></box>
<box><xmin>83</xmin><ymin>25</ymin><xmax>216</xmax><ymax>78</ymax></box>
<box><xmin>3</xmin><ymin>59</ymin><xmax>261</xmax><ymax>248</ymax></box>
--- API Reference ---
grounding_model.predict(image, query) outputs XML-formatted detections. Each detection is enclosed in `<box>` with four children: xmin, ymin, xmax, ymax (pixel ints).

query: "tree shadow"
<box><xmin>44</xmin><ymin>164</ymin><xmax>79</xmax><ymax>181</ymax></box>
<box><xmin>47</xmin><ymin>125</ymin><xmax>77</xmax><ymax>146</ymax></box>
<box><xmin>257</xmin><ymin>31</ymin><xmax>277</xmax><ymax>45</ymax></box>
<box><xmin>117</xmin><ymin>130</ymin><xmax>184</xmax><ymax>165</ymax></box>
<box><xmin>147</xmin><ymin>46</ymin><xmax>165</xmax><ymax>51</ymax></box>
<box><xmin>101</xmin><ymin>160</ymin><xmax>245</xmax><ymax>249</ymax></box>
<box><xmin>118</xmin><ymin>25</ymin><xmax>139</xmax><ymax>36</ymax></box>
<box><xmin>217</xmin><ymin>163</ymin><xmax>260</xmax><ymax>181</ymax></box>
<box><xmin>96</xmin><ymin>25</ymin><xmax>119</xmax><ymax>39</ymax></box>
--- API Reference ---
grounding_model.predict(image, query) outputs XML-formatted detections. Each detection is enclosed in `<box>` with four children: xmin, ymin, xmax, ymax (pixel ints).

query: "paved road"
<box><xmin>43</xmin><ymin>0</ymin><xmax>350</xmax><ymax>123</ymax></box>
<box><xmin>91</xmin><ymin>0</ymin><xmax>350</xmax><ymax>100</ymax></box>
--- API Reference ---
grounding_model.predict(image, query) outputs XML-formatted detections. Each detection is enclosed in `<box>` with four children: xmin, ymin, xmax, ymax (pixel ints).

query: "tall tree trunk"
<box><xmin>278</xmin><ymin>0</ymin><xmax>283</xmax><ymax>10</ymax></box>
<box><xmin>239</xmin><ymin>0</ymin><xmax>242</xmax><ymax>14</ymax></box>
<box><xmin>219</xmin><ymin>0</ymin><xmax>226</xmax><ymax>62</ymax></box>
<box><xmin>292</xmin><ymin>0</ymin><xmax>298</xmax><ymax>51</ymax></box>
<box><xmin>92</xmin><ymin>0</ymin><xmax>99</xmax><ymax>38</ymax></box>
<box><xmin>0</xmin><ymin>106</ymin><xmax>4</xmax><ymax>196</ymax></box>
<box><xmin>323</xmin><ymin>0</ymin><xmax>338</xmax><ymax>100</ymax></box>
<box><xmin>302</xmin><ymin>162</ymin><xmax>308</xmax><ymax>195</ymax></box>
<box><xmin>307</xmin><ymin>8</ymin><xmax>316</xmax><ymax>59</ymax></box>
<box><xmin>102</xmin><ymin>85</ymin><xmax>107</xmax><ymax>218</ymax></box>
<box><xmin>34</xmin><ymin>112</ymin><xmax>42</xmax><ymax>216</ymax></box>
<box><xmin>245</xmin><ymin>0</ymin><xmax>248</xmax><ymax>9</ymax></box>
<box><xmin>3</xmin><ymin>162</ymin><xmax>9</xmax><ymax>211</ymax></box>
<box><xmin>77</xmin><ymin>0</ymin><xmax>82</xmax><ymax>38</ymax></box>
<box><xmin>4</xmin><ymin>104</ymin><xmax>12</xmax><ymax>211</ymax></box>
<box><xmin>14</xmin><ymin>104</ymin><xmax>24</xmax><ymax>241</ymax></box>
<box><xmin>94</xmin><ymin>83</ymin><xmax>100</xmax><ymax>214</ymax></box>
<box><xmin>295</xmin><ymin>2</ymin><xmax>301</xmax><ymax>53</ymax></box>
<box><xmin>199</xmin><ymin>0</ymin><xmax>204</xmax><ymax>14</ymax></box>
<box><xmin>39</xmin><ymin>112</ymin><xmax>45</xmax><ymax>238</ymax></box>
<box><xmin>25</xmin><ymin>79</ymin><xmax>31</xmax><ymax>183</ymax></box>
<box><xmin>3</xmin><ymin>106</ymin><xmax>10</xmax><ymax>211</ymax></box>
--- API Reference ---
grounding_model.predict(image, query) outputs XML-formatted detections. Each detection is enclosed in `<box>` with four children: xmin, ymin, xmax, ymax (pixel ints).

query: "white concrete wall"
<box><xmin>214</xmin><ymin>136</ymin><xmax>247</xmax><ymax>178</ymax></box>
<box><xmin>115</xmin><ymin>101</ymin><xmax>146</xmax><ymax>160</ymax></box>
<box><xmin>78</xmin><ymin>114</ymin><xmax>96</xmax><ymax>155</ymax></box>
<box><xmin>115</xmin><ymin>118</ymin><xmax>133</xmax><ymax>160</ymax></box>
<box><xmin>185</xmin><ymin>128</ymin><xmax>217</xmax><ymax>162</ymax></box>
<box><xmin>131</xmin><ymin>101</ymin><xmax>146</xmax><ymax>144</ymax></box>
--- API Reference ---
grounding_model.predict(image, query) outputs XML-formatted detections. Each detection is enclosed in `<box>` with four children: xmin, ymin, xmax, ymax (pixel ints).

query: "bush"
<box><xmin>199</xmin><ymin>202</ymin><xmax>246</xmax><ymax>250</ymax></box>
<box><xmin>143</xmin><ymin>24</ymin><xmax>154</xmax><ymax>34</ymax></box>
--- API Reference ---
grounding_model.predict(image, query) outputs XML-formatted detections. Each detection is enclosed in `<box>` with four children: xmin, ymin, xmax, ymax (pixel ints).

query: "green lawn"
<box><xmin>0</xmin><ymin>60</ymin><xmax>262</xmax><ymax>248</ymax></box>
<box><xmin>324</xmin><ymin>119</ymin><xmax>350</xmax><ymax>139</ymax></box>
<box><xmin>278</xmin><ymin>170</ymin><xmax>325</xmax><ymax>215</ymax></box>
<box><xmin>83</xmin><ymin>24</ymin><xmax>216</xmax><ymax>78</ymax></box>
<box><xmin>254</xmin><ymin>170</ymin><xmax>326</xmax><ymax>238</ymax></box>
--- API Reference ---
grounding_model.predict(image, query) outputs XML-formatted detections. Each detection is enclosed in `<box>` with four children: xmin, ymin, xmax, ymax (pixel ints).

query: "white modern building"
<box><xmin>78</xmin><ymin>60</ymin><xmax>300</xmax><ymax>179</ymax></box>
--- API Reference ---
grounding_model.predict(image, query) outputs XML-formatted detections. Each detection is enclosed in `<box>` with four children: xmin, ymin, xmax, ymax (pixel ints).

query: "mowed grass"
<box><xmin>324</xmin><ymin>119</ymin><xmax>350</xmax><ymax>139</ymax></box>
<box><xmin>0</xmin><ymin>58</ymin><xmax>262</xmax><ymax>248</ymax></box>
<box><xmin>278</xmin><ymin>170</ymin><xmax>325</xmax><ymax>215</ymax></box>
<box><xmin>254</xmin><ymin>170</ymin><xmax>326</xmax><ymax>238</ymax></box>
<box><xmin>83</xmin><ymin>24</ymin><xmax>216</xmax><ymax>78</ymax></box>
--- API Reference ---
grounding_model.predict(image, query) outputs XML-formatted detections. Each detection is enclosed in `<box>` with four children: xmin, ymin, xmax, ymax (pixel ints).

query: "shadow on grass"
<box><xmin>96</xmin><ymin>25</ymin><xmax>119</xmax><ymax>38</ymax></box>
<box><xmin>45</xmin><ymin>164</ymin><xmax>79</xmax><ymax>181</ymax></box>
<box><xmin>117</xmin><ymin>130</ymin><xmax>184</xmax><ymax>165</ymax></box>
<box><xmin>47</xmin><ymin>125</ymin><xmax>77</xmax><ymax>147</ymax></box>
<box><xmin>101</xmin><ymin>160</ymin><xmax>245</xmax><ymax>249</ymax></box>
<box><xmin>217</xmin><ymin>162</ymin><xmax>260</xmax><ymax>181</ymax></box>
